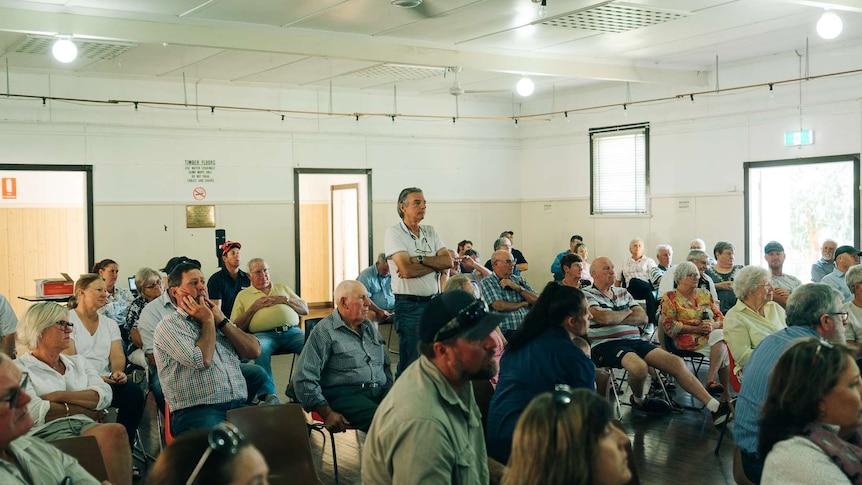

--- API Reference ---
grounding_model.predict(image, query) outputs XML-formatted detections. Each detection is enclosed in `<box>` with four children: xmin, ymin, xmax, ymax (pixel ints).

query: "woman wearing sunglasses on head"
<box><xmin>759</xmin><ymin>338</ymin><xmax>862</xmax><ymax>485</ymax></box>
<box><xmin>15</xmin><ymin>301</ymin><xmax>133</xmax><ymax>485</ymax></box>
<box><xmin>502</xmin><ymin>386</ymin><xmax>632</xmax><ymax>485</ymax></box>
<box><xmin>148</xmin><ymin>423</ymin><xmax>269</xmax><ymax>485</ymax></box>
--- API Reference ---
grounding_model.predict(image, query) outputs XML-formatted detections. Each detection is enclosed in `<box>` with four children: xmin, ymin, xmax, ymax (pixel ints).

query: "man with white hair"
<box><xmin>650</xmin><ymin>244</ymin><xmax>673</xmax><ymax>289</ymax></box>
<box><xmin>811</xmin><ymin>239</ymin><xmax>838</xmax><ymax>282</ymax></box>
<box><xmin>292</xmin><ymin>280</ymin><xmax>392</xmax><ymax>433</ymax></box>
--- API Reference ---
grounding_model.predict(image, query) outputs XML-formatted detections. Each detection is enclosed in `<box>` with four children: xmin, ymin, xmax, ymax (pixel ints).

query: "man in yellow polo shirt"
<box><xmin>231</xmin><ymin>257</ymin><xmax>309</xmax><ymax>399</ymax></box>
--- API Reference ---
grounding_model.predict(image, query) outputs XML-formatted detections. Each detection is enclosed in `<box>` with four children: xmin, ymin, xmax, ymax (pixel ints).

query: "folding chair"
<box><xmin>50</xmin><ymin>435</ymin><xmax>110</xmax><ymax>482</ymax></box>
<box><xmin>309</xmin><ymin>411</ymin><xmax>356</xmax><ymax>485</ymax></box>
<box><xmin>228</xmin><ymin>404</ymin><xmax>325</xmax><ymax>485</ymax></box>
<box><xmin>289</xmin><ymin>317</ymin><xmax>323</xmax><ymax>377</ymax></box>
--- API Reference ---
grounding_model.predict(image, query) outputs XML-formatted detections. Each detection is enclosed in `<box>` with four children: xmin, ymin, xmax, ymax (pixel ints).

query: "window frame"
<box><xmin>589</xmin><ymin>122</ymin><xmax>650</xmax><ymax>215</ymax></box>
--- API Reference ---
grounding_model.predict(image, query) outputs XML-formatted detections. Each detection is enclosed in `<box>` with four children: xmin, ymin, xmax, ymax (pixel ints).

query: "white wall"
<box><xmin>1</xmin><ymin>43</ymin><xmax>861</xmax><ymax>294</ymax></box>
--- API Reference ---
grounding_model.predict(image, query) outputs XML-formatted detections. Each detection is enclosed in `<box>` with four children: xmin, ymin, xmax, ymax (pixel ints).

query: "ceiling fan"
<box><xmin>445</xmin><ymin>66</ymin><xmax>510</xmax><ymax>97</ymax></box>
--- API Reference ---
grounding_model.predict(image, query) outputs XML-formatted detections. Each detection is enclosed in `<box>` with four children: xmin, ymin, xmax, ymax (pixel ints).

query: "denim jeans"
<box><xmin>171</xmin><ymin>399</ymin><xmax>247</xmax><ymax>436</ymax></box>
<box><xmin>394</xmin><ymin>299</ymin><xmax>430</xmax><ymax>378</ymax></box>
<box><xmin>253</xmin><ymin>326</ymin><xmax>305</xmax><ymax>394</ymax></box>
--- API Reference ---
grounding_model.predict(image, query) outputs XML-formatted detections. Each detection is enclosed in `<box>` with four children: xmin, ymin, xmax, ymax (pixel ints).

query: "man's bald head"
<box><xmin>335</xmin><ymin>280</ymin><xmax>365</xmax><ymax>301</ymax></box>
<box><xmin>491</xmin><ymin>249</ymin><xmax>515</xmax><ymax>278</ymax></box>
<box><xmin>335</xmin><ymin>280</ymin><xmax>371</xmax><ymax>328</ymax></box>
<box><xmin>590</xmin><ymin>256</ymin><xmax>615</xmax><ymax>289</ymax></box>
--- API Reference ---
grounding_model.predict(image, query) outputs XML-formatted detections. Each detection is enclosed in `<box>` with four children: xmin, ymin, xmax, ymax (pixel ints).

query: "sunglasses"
<box><xmin>433</xmin><ymin>299</ymin><xmax>486</xmax><ymax>342</ymax></box>
<box><xmin>0</xmin><ymin>373</ymin><xmax>29</xmax><ymax>409</ymax></box>
<box><xmin>186</xmin><ymin>422</ymin><xmax>246</xmax><ymax>485</ymax></box>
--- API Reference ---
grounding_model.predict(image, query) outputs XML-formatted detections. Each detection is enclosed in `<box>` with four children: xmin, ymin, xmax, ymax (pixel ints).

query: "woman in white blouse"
<box><xmin>66</xmin><ymin>273</ymin><xmax>145</xmax><ymax>448</ymax></box>
<box><xmin>16</xmin><ymin>301</ymin><xmax>132</xmax><ymax>485</ymax></box>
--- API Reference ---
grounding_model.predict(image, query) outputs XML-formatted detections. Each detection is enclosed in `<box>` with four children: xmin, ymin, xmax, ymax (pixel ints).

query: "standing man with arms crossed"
<box><xmin>385</xmin><ymin>187</ymin><xmax>453</xmax><ymax>377</ymax></box>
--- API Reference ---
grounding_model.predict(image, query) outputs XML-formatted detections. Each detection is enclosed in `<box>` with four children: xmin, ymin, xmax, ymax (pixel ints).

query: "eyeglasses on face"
<box><xmin>685</xmin><ymin>273</ymin><xmax>699</xmax><ymax>280</ymax></box>
<box><xmin>144</xmin><ymin>280</ymin><xmax>164</xmax><ymax>290</ymax></box>
<box><xmin>0</xmin><ymin>373</ymin><xmax>29</xmax><ymax>409</ymax></box>
<box><xmin>185</xmin><ymin>422</ymin><xmax>245</xmax><ymax>485</ymax></box>
<box><xmin>54</xmin><ymin>320</ymin><xmax>74</xmax><ymax>331</ymax></box>
<box><xmin>827</xmin><ymin>312</ymin><xmax>849</xmax><ymax>324</ymax></box>
<box><xmin>433</xmin><ymin>299</ymin><xmax>486</xmax><ymax>342</ymax></box>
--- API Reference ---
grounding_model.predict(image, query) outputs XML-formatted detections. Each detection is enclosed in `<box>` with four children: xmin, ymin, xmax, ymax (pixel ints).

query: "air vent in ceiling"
<box><xmin>350</xmin><ymin>64</ymin><xmax>443</xmax><ymax>81</ymax></box>
<box><xmin>541</xmin><ymin>2</ymin><xmax>689</xmax><ymax>34</ymax></box>
<box><xmin>15</xmin><ymin>35</ymin><xmax>137</xmax><ymax>61</ymax></box>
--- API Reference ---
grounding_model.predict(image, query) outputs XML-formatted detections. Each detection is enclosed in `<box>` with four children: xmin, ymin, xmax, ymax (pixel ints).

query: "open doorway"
<box><xmin>744</xmin><ymin>154</ymin><xmax>860</xmax><ymax>274</ymax></box>
<box><xmin>0</xmin><ymin>164</ymin><xmax>94</xmax><ymax>317</ymax></box>
<box><xmin>294</xmin><ymin>169</ymin><xmax>372</xmax><ymax>306</ymax></box>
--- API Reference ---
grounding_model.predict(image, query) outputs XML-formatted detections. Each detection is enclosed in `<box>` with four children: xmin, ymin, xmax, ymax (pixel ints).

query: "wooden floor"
<box><xmin>134</xmin><ymin>312</ymin><xmax>738</xmax><ymax>485</ymax></box>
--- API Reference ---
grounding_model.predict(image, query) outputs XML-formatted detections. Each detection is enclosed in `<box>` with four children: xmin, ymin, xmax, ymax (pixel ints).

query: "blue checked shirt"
<box><xmin>480</xmin><ymin>274</ymin><xmax>534</xmax><ymax>332</ymax></box>
<box><xmin>292</xmin><ymin>310</ymin><xmax>392</xmax><ymax>410</ymax></box>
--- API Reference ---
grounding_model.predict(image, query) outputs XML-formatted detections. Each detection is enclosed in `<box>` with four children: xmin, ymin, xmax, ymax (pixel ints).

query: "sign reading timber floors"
<box><xmin>185</xmin><ymin>159</ymin><xmax>216</xmax><ymax>183</ymax></box>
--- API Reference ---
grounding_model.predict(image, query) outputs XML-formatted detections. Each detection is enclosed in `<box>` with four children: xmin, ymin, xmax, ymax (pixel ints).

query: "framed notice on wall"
<box><xmin>186</xmin><ymin>205</ymin><xmax>215</xmax><ymax>228</ymax></box>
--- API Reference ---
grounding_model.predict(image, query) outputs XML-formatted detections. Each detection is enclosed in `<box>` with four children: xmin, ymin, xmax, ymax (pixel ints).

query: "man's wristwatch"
<box><xmin>217</xmin><ymin>317</ymin><xmax>230</xmax><ymax>331</ymax></box>
<box><xmin>417</xmin><ymin>256</ymin><xmax>425</xmax><ymax>266</ymax></box>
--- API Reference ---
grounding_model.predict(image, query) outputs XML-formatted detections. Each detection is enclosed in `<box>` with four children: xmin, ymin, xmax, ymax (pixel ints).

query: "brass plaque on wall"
<box><xmin>186</xmin><ymin>205</ymin><xmax>215</xmax><ymax>228</ymax></box>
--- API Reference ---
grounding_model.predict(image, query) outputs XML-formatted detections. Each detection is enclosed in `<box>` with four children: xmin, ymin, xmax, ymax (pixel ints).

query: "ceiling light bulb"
<box><xmin>516</xmin><ymin>77</ymin><xmax>535</xmax><ymax>97</ymax></box>
<box><xmin>52</xmin><ymin>37</ymin><xmax>77</xmax><ymax>63</ymax></box>
<box><xmin>817</xmin><ymin>12</ymin><xmax>842</xmax><ymax>40</ymax></box>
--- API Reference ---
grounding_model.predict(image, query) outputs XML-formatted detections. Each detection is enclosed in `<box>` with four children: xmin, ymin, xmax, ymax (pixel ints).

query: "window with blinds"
<box><xmin>589</xmin><ymin>123</ymin><xmax>649</xmax><ymax>215</ymax></box>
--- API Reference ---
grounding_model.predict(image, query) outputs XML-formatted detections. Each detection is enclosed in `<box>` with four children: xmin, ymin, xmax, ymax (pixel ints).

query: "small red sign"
<box><xmin>2</xmin><ymin>178</ymin><xmax>16</xmax><ymax>199</ymax></box>
<box><xmin>193</xmin><ymin>187</ymin><xmax>207</xmax><ymax>200</ymax></box>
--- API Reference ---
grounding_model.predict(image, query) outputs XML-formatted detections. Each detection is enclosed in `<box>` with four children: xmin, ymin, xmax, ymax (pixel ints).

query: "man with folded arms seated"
<box><xmin>585</xmin><ymin>257</ymin><xmax>730</xmax><ymax>424</ymax></box>
<box><xmin>481</xmin><ymin>249</ymin><xmax>538</xmax><ymax>337</ymax></box>
<box><xmin>0</xmin><ymin>352</ymin><xmax>103</xmax><ymax>484</ymax></box>
<box><xmin>357</xmin><ymin>253</ymin><xmax>395</xmax><ymax>323</ymax></box>
<box><xmin>821</xmin><ymin>245</ymin><xmax>861</xmax><ymax>303</ymax></box>
<box><xmin>231</xmin><ymin>258</ymin><xmax>308</xmax><ymax>403</ymax></box>
<box><xmin>764</xmin><ymin>241</ymin><xmax>802</xmax><ymax>308</ymax></box>
<box><xmin>154</xmin><ymin>263</ymin><xmax>263</xmax><ymax>435</ymax></box>
<box><xmin>292</xmin><ymin>280</ymin><xmax>392</xmax><ymax>433</ymax></box>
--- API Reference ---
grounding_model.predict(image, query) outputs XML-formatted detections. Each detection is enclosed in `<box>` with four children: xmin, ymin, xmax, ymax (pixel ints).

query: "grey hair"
<box><xmin>335</xmin><ymin>280</ymin><xmax>365</xmax><ymax>303</ymax></box>
<box><xmin>443</xmin><ymin>274</ymin><xmax>471</xmax><ymax>294</ymax></box>
<box><xmin>687</xmin><ymin>249</ymin><xmax>709</xmax><ymax>262</ymax></box>
<box><xmin>17</xmin><ymin>302</ymin><xmax>67</xmax><ymax>350</ymax></box>
<box><xmin>656</xmin><ymin>244</ymin><xmax>672</xmax><ymax>256</ymax></box>
<box><xmin>713</xmin><ymin>241</ymin><xmax>735</xmax><ymax>259</ymax></box>
<box><xmin>672</xmin><ymin>261</ymin><xmax>699</xmax><ymax>284</ymax></box>
<box><xmin>396</xmin><ymin>187</ymin><xmax>422</xmax><ymax>218</ymax></box>
<box><xmin>845</xmin><ymin>264</ymin><xmax>862</xmax><ymax>292</ymax></box>
<box><xmin>135</xmin><ymin>267</ymin><xmax>161</xmax><ymax>292</ymax></box>
<box><xmin>785</xmin><ymin>283</ymin><xmax>841</xmax><ymax>329</ymax></box>
<box><xmin>629</xmin><ymin>238</ymin><xmax>644</xmax><ymax>248</ymax></box>
<box><xmin>247</xmin><ymin>258</ymin><xmax>266</xmax><ymax>272</ymax></box>
<box><xmin>493</xmin><ymin>238</ymin><xmax>512</xmax><ymax>251</ymax></box>
<box><xmin>690</xmin><ymin>238</ymin><xmax>706</xmax><ymax>249</ymax></box>
<box><xmin>732</xmin><ymin>265</ymin><xmax>771</xmax><ymax>300</ymax></box>
<box><xmin>376</xmin><ymin>252</ymin><xmax>387</xmax><ymax>266</ymax></box>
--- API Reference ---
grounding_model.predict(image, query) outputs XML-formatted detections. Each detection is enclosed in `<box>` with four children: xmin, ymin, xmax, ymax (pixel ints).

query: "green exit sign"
<box><xmin>784</xmin><ymin>130</ymin><xmax>814</xmax><ymax>146</ymax></box>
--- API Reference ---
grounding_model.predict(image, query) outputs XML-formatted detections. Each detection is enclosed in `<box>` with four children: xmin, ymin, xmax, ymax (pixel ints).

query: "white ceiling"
<box><xmin>0</xmin><ymin>0</ymin><xmax>860</xmax><ymax>99</ymax></box>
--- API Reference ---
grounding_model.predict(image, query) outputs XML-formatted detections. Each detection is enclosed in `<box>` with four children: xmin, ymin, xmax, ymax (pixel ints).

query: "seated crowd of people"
<box><xmin>0</xmin><ymin>186</ymin><xmax>860</xmax><ymax>485</ymax></box>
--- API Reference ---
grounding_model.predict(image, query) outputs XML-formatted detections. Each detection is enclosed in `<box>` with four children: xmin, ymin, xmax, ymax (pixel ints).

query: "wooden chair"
<box><xmin>228</xmin><ymin>404</ymin><xmax>325</xmax><ymax>485</ymax></box>
<box><xmin>50</xmin><ymin>435</ymin><xmax>110</xmax><ymax>482</ymax></box>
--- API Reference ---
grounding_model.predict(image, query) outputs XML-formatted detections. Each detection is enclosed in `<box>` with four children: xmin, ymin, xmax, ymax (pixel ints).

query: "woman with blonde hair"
<box><xmin>503</xmin><ymin>386</ymin><xmax>632</xmax><ymax>485</ymax></box>
<box><xmin>16</xmin><ymin>301</ymin><xmax>132</xmax><ymax>485</ymax></box>
<box><xmin>66</xmin><ymin>273</ymin><xmax>145</xmax><ymax>448</ymax></box>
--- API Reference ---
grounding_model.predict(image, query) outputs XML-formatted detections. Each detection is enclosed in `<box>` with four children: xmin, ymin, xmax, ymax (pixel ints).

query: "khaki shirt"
<box><xmin>362</xmin><ymin>356</ymin><xmax>489</xmax><ymax>485</ymax></box>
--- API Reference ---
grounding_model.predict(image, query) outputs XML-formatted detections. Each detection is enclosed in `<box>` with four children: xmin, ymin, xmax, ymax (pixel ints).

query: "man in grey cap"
<box><xmin>764</xmin><ymin>241</ymin><xmax>801</xmax><ymax>308</ymax></box>
<box><xmin>363</xmin><ymin>290</ymin><xmax>504</xmax><ymax>485</ymax></box>
<box><xmin>821</xmin><ymin>245</ymin><xmax>861</xmax><ymax>303</ymax></box>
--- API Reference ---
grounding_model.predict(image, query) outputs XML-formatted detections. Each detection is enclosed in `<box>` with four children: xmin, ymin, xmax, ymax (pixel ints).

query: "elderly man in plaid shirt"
<box><xmin>480</xmin><ymin>249</ymin><xmax>538</xmax><ymax>337</ymax></box>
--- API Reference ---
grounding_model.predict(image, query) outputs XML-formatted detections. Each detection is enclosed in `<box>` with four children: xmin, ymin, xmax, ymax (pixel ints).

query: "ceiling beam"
<box><xmin>0</xmin><ymin>7</ymin><xmax>709</xmax><ymax>85</ymax></box>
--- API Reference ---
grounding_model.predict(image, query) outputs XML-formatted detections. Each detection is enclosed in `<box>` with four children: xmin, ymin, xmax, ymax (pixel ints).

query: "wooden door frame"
<box><xmin>0</xmin><ymin>163</ymin><xmax>94</xmax><ymax>268</ymax></box>
<box><xmin>293</xmin><ymin>168</ymin><xmax>372</xmax><ymax>296</ymax></box>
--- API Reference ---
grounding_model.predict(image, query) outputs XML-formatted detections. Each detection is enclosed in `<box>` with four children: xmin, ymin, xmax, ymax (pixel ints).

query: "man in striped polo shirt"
<box><xmin>585</xmin><ymin>257</ymin><xmax>730</xmax><ymax>424</ymax></box>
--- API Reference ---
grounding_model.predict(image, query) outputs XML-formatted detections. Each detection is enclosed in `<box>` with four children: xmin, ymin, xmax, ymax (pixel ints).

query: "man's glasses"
<box><xmin>54</xmin><ymin>320</ymin><xmax>74</xmax><ymax>331</ymax></box>
<box><xmin>433</xmin><ymin>299</ymin><xmax>485</xmax><ymax>342</ymax></box>
<box><xmin>828</xmin><ymin>312</ymin><xmax>849</xmax><ymax>324</ymax></box>
<box><xmin>1</xmin><ymin>373</ymin><xmax>29</xmax><ymax>409</ymax></box>
<box><xmin>186</xmin><ymin>422</ymin><xmax>245</xmax><ymax>485</ymax></box>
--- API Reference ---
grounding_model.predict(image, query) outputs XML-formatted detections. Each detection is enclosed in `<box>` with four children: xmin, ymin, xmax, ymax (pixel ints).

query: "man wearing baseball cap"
<box><xmin>362</xmin><ymin>290</ymin><xmax>504</xmax><ymax>485</ymax></box>
<box><xmin>821</xmin><ymin>245</ymin><xmax>862</xmax><ymax>303</ymax></box>
<box><xmin>764</xmin><ymin>241</ymin><xmax>801</xmax><ymax>308</ymax></box>
<box><xmin>207</xmin><ymin>240</ymin><xmax>250</xmax><ymax>318</ymax></box>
